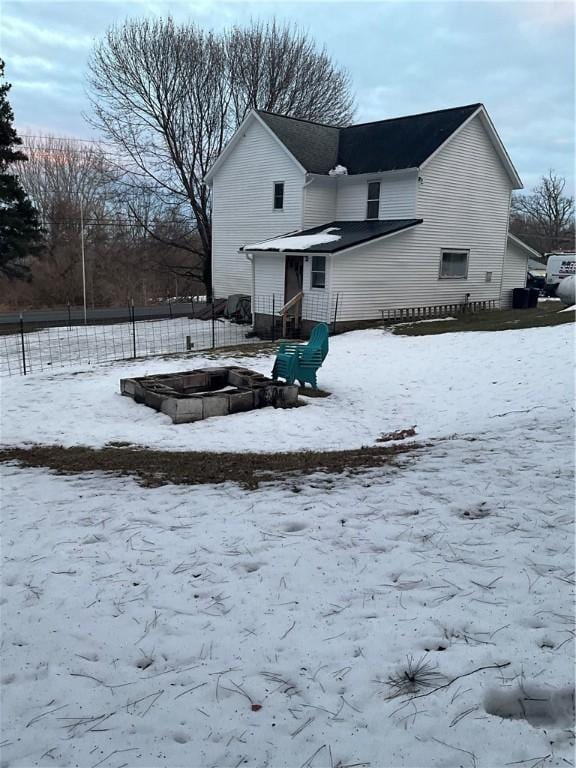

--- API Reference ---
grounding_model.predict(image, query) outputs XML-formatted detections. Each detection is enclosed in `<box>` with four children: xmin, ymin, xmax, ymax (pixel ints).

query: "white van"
<box><xmin>545</xmin><ymin>253</ymin><xmax>576</xmax><ymax>295</ymax></box>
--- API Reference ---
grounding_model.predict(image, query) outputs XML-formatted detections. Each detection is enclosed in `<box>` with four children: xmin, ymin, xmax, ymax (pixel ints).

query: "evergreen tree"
<box><xmin>0</xmin><ymin>59</ymin><xmax>43</xmax><ymax>278</ymax></box>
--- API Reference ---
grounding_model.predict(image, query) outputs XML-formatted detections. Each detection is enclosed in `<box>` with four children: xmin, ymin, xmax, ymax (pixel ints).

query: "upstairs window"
<box><xmin>440</xmin><ymin>250</ymin><xmax>469</xmax><ymax>279</ymax></box>
<box><xmin>273</xmin><ymin>182</ymin><xmax>284</xmax><ymax>210</ymax></box>
<box><xmin>311</xmin><ymin>256</ymin><xmax>326</xmax><ymax>289</ymax></box>
<box><xmin>366</xmin><ymin>181</ymin><xmax>380</xmax><ymax>220</ymax></box>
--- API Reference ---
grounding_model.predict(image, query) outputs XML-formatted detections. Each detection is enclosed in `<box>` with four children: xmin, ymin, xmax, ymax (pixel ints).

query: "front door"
<box><xmin>284</xmin><ymin>255</ymin><xmax>304</xmax><ymax>303</ymax></box>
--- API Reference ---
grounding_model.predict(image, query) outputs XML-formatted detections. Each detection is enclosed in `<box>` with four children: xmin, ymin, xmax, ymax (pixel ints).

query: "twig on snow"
<box><xmin>91</xmin><ymin>748</ymin><xmax>138</xmax><ymax>768</ymax></box>
<box><xmin>174</xmin><ymin>682</ymin><xmax>207</xmax><ymax>700</ymax></box>
<box><xmin>26</xmin><ymin>704</ymin><xmax>68</xmax><ymax>728</ymax></box>
<box><xmin>300</xmin><ymin>744</ymin><xmax>327</xmax><ymax>768</ymax></box>
<box><xmin>410</xmin><ymin>662</ymin><xmax>510</xmax><ymax>701</ymax></box>
<box><xmin>428</xmin><ymin>736</ymin><xmax>477</xmax><ymax>767</ymax></box>
<box><xmin>280</xmin><ymin>620</ymin><xmax>296</xmax><ymax>639</ymax></box>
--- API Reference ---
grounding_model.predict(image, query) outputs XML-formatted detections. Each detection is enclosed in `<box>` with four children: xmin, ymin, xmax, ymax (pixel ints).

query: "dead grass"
<box><xmin>390</xmin><ymin>302</ymin><xmax>574</xmax><ymax>336</ymax></box>
<box><xmin>0</xmin><ymin>441</ymin><xmax>421</xmax><ymax>490</ymax></box>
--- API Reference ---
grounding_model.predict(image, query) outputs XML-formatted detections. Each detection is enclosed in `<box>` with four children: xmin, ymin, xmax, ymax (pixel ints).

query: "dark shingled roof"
<box><xmin>257</xmin><ymin>104</ymin><xmax>482</xmax><ymax>175</ymax></box>
<box><xmin>243</xmin><ymin>219</ymin><xmax>423</xmax><ymax>254</ymax></box>
<box><xmin>257</xmin><ymin>111</ymin><xmax>339</xmax><ymax>175</ymax></box>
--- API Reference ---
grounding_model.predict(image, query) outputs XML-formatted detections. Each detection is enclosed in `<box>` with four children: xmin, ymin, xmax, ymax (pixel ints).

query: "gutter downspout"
<box><xmin>244</xmin><ymin>252</ymin><xmax>256</xmax><ymax>322</ymax></box>
<box><xmin>498</xmin><ymin>191</ymin><xmax>513</xmax><ymax>308</ymax></box>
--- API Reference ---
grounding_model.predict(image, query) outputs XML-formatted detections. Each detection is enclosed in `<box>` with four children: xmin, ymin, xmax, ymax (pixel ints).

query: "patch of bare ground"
<box><xmin>390</xmin><ymin>302</ymin><xmax>574</xmax><ymax>335</ymax></box>
<box><xmin>0</xmin><ymin>441</ymin><xmax>421</xmax><ymax>490</ymax></box>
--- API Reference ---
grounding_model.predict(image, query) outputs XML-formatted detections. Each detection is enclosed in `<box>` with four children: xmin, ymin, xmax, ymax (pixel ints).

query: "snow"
<box><xmin>245</xmin><ymin>227</ymin><xmax>341</xmax><ymax>252</ymax></box>
<box><xmin>328</xmin><ymin>164</ymin><xmax>348</xmax><ymax>176</ymax></box>
<box><xmin>1</xmin><ymin>324</ymin><xmax>573</xmax><ymax>454</ymax></box>
<box><xmin>1</xmin><ymin>408</ymin><xmax>574</xmax><ymax>767</ymax></box>
<box><xmin>1</xmin><ymin>323</ymin><xmax>574</xmax><ymax>767</ymax></box>
<box><xmin>560</xmin><ymin>304</ymin><xmax>575</xmax><ymax>313</ymax></box>
<box><xmin>0</xmin><ymin>317</ymin><xmax>255</xmax><ymax>377</ymax></box>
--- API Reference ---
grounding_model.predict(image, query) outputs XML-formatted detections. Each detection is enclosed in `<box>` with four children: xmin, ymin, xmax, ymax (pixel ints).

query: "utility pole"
<box><xmin>80</xmin><ymin>196</ymin><xmax>87</xmax><ymax>325</ymax></box>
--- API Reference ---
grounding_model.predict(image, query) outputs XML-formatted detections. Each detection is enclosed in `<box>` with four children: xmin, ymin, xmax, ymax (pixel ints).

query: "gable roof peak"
<box><xmin>255</xmin><ymin>109</ymin><xmax>340</xmax><ymax>130</ymax></box>
<box><xmin>347</xmin><ymin>103</ymin><xmax>483</xmax><ymax>130</ymax></box>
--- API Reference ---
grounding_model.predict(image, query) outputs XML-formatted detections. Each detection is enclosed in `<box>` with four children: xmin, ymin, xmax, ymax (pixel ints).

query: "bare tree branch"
<box><xmin>86</xmin><ymin>17</ymin><xmax>356</xmax><ymax>297</ymax></box>
<box><xmin>511</xmin><ymin>170</ymin><xmax>575</xmax><ymax>253</ymax></box>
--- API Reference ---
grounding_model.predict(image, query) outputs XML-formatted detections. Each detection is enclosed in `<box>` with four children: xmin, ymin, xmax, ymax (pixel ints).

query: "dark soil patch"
<box><xmin>377</xmin><ymin>426</ymin><xmax>417</xmax><ymax>442</ymax></box>
<box><xmin>0</xmin><ymin>441</ymin><xmax>421</xmax><ymax>490</ymax></box>
<box><xmin>298</xmin><ymin>387</ymin><xmax>331</xmax><ymax>398</ymax></box>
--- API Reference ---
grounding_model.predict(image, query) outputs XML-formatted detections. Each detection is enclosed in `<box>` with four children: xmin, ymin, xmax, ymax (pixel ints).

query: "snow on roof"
<box><xmin>244</xmin><ymin>227</ymin><xmax>341</xmax><ymax>252</ymax></box>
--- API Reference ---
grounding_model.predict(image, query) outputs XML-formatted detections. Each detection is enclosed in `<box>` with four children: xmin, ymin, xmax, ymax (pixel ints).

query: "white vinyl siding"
<box><xmin>302</xmin><ymin>255</ymin><xmax>333</xmax><ymax>322</ymax></box>
<box><xmin>211</xmin><ymin>118</ymin><xmax>304</xmax><ymax>298</ymax></box>
<box><xmin>501</xmin><ymin>241</ymin><xmax>528</xmax><ymax>308</ymax></box>
<box><xmin>252</xmin><ymin>253</ymin><xmax>285</xmax><ymax>314</ymax></box>
<box><xmin>330</xmin><ymin>115</ymin><xmax>513</xmax><ymax>321</ymax></box>
<box><xmin>302</xmin><ymin>179</ymin><xmax>337</xmax><ymax>228</ymax></box>
<box><xmin>335</xmin><ymin>171</ymin><xmax>418</xmax><ymax>220</ymax></box>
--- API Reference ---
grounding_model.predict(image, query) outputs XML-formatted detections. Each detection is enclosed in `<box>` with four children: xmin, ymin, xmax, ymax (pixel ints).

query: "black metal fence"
<box><xmin>0</xmin><ymin>293</ymin><xmax>344</xmax><ymax>377</ymax></box>
<box><xmin>253</xmin><ymin>292</ymin><xmax>342</xmax><ymax>339</ymax></box>
<box><xmin>0</xmin><ymin>302</ymin><xmax>253</xmax><ymax>377</ymax></box>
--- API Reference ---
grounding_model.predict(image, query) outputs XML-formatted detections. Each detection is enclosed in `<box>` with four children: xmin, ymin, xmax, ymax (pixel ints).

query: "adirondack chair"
<box><xmin>272</xmin><ymin>323</ymin><xmax>329</xmax><ymax>389</ymax></box>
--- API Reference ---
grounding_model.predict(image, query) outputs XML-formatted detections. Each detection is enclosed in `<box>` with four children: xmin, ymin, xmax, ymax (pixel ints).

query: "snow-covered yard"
<box><xmin>1</xmin><ymin>324</ymin><xmax>574</xmax><ymax>768</ymax></box>
<box><xmin>1</xmin><ymin>324</ymin><xmax>573</xmax><ymax>452</ymax></box>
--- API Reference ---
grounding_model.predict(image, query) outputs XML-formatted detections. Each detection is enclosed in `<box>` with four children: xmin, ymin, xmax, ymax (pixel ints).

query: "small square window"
<box><xmin>311</xmin><ymin>255</ymin><xmax>326</xmax><ymax>289</ymax></box>
<box><xmin>273</xmin><ymin>182</ymin><xmax>284</xmax><ymax>210</ymax></box>
<box><xmin>485</xmin><ymin>271</ymin><xmax>493</xmax><ymax>282</ymax></box>
<box><xmin>366</xmin><ymin>181</ymin><xmax>380</xmax><ymax>220</ymax></box>
<box><xmin>440</xmin><ymin>250</ymin><xmax>468</xmax><ymax>279</ymax></box>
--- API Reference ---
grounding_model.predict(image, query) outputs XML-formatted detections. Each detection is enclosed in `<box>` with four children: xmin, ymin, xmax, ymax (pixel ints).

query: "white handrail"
<box><xmin>278</xmin><ymin>291</ymin><xmax>304</xmax><ymax>316</ymax></box>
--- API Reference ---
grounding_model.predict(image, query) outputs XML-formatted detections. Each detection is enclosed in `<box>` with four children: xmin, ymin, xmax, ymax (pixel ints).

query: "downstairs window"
<box><xmin>311</xmin><ymin>255</ymin><xmax>326</xmax><ymax>288</ymax></box>
<box><xmin>440</xmin><ymin>250</ymin><xmax>469</xmax><ymax>279</ymax></box>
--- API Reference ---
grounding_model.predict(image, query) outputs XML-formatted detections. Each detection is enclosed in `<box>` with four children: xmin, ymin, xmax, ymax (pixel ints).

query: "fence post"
<box><xmin>271</xmin><ymin>294</ymin><xmax>276</xmax><ymax>342</ymax></box>
<box><xmin>168</xmin><ymin>298</ymin><xmax>173</xmax><ymax>319</ymax></box>
<box><xmin>19</xmin><ymin>313</ymin><xmax>27</xmax><ymax>376</ymax></box>
<box><xmin>131</xmin><ymin>298</ymin><xmax>136</xmax><ymax>359</ymax></box>
<box><xmin>67</xmin><ymin>301</ymin><xmax>72</xmax><ymax>330</ymax></box>
<box><xmin>211</xmin><ymin>299</ymin><xmax>215</xmax><ymax>349</ymax></box>
<box><xmin>332</xmin><ymin>293</ymin><xmax>340</xmax><ymax>334</ymax></box>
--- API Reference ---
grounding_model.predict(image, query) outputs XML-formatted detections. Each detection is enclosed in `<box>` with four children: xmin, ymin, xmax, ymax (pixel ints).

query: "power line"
<box><xmin>21</xmin><ymin>134</ymin><xmax>116</xmax><ymax>147</ymax></box>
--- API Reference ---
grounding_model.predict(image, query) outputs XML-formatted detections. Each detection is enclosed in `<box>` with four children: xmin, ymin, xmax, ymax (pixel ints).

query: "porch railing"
<box><xmin>278</xmin><ymin>291</ymin><xmax>303</xmax><ymax>337</ymax></box>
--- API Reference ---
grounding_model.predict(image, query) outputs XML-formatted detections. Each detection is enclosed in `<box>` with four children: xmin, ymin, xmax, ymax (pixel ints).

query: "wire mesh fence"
<box><xmin>1</xmin><ymin>293</ymin><xmax>344</xmax><ymax>377</ymax></box>
<box><xmin>253</xmin><ymin>292</ymin><xmax>343</xmax><ymax>339</ymax></box>
<box><xmin>0</xmin><ymin>312</ymin><xmax>254</xmax><ymax>377</ymax></box>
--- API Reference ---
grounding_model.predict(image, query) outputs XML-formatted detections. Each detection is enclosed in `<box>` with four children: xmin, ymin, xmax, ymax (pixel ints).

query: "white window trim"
<box><xmin>439</xmin><ymin>249</ymin><xmax>469</xmax><ymax>280</ymax></box>
<box><xmin>366</xmin><ymin>180</ymin><xmax>381</xmax><ymax>220</ymax></box>
<box><xmin>310</xmin><ymin>255</ymin><xmax>327</xmax><ymax>290</ymax></box>
<box><xmin>273</xmin><ymin>180</ymin><xmax>284</xmax><ymax>211</ymax></box>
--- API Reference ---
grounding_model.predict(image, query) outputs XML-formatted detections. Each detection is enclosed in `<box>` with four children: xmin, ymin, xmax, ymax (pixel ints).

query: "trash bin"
<box><xmin>512</xmin><ymin>288</ymin><xmax>530</xmax><ymax>309</ymax></box>
<box><xmin>527</xmin><ymin>288</ymin><xmax>539</xmax><ymax>308</ymax></box>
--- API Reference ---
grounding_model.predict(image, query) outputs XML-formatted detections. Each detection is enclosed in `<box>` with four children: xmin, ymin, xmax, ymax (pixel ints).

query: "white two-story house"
<box><xmin>205</xmin><ymin>103</ymin><xmax>535</xmax><ymax>333</ymax></box>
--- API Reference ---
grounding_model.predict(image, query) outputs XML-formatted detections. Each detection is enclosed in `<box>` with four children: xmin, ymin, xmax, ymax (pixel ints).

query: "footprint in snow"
<box><xmin>484</xmin><ymin>684</ymin><xmax>575</xmax><ymax>727</ymax></box>
<box><xmin>281</xmin><ymin>521</ymin><xmax>307</xmax><ymax>533</ymax></box>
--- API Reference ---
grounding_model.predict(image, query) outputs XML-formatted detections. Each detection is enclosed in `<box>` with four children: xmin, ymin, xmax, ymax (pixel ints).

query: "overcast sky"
<box><xmin>2</xmin><ymin>0</ymin><xmax>575</xmax><ymax>193</ymax></box>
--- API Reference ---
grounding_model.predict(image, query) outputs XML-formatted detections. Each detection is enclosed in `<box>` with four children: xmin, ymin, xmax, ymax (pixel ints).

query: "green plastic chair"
<box><xmin>272</xmin><ymin>323</ymin><xmax>329</xmax><ymax>389</ymax></box>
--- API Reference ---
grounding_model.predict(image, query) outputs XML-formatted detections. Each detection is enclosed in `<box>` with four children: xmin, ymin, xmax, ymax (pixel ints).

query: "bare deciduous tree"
<box><xmin>87</xmin><ymin>17</ymin><xmax>355</xmax><ymax>297</ymax></box>
<box><xmin>6</xmin><ymin>134</ymin><xmax>204</xmax><ymax>308</ymax></box>
<box><xmin>225</xmin><ymin>20</ymin><xmax>355</xmax><ymax>126</ymax></box>
<box><xmin>511</xmin><ymin>171</ymin><xmax>575</xmax><ymax>254</ymax></box>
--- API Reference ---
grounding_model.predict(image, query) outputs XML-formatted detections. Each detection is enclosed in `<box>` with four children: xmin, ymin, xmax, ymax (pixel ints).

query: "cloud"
<box><xmin>9</xmin><ymin>55</ymin><xmax>55</xmax><ymax>74</ymax></box>
<box><xmin>2</xmin><ymin>15</ymin><xmax>93</xmax><ymax>50</ymax></box>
